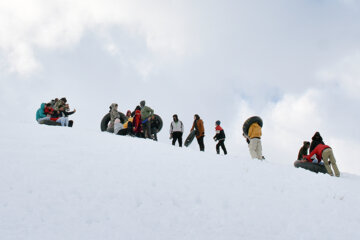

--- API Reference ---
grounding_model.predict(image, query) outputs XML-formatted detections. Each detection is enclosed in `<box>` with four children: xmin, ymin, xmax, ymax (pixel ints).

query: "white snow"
<box><xmin>1</xmin><ymin>121</ymin><xmax>360</xmax><ymax>240</ymax></box>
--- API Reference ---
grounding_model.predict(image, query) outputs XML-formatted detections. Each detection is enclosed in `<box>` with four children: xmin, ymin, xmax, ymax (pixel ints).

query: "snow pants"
<box><xmin>249</xmin><ymin>138</ymin><xmax>262</xmax><ymax>160</ymax></box>
<box><xmin>37</xmin><ymin>117</ymin><xmax>50</xmax><ymax>123</ymax></box>
<box><xmin>216</xmin><ymin>140</ymin><xmax>227</xmax><ymax>155</ymax></box>
<box><xmin>322</xmin><ymin>148</ymin><xmax>340</xmax><ymax>177</ymax></box>
<box><xmin>172</xmin><ymin>132</ymin><xmax>183</xmax><ymax>147</ymax></box>
<box><xmin>197</xmin><ymin>136</ymin><xmax>205</xmax><ymax>152</ymax></box>
<box><xmin>56</xmin><ymin>117</ymin><xmax>69</xmax><ymax>126</ymax></box>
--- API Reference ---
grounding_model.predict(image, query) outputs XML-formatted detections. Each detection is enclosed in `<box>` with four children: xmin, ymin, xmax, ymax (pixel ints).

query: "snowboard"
<box><xmin>184</xmin><ymin>130</ymin><xmax>197</xmax><ymax>147</ymax></box>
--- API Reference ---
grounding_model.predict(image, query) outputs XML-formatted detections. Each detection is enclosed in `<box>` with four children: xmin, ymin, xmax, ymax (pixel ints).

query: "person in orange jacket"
<box><xmin>247</xmin><ymin>122</ymin><xmax>262</xmax><ymax>160</ymax></box>
<box><xmin>191</xmin><ymin>114</ymin><xmax>205</xmax><ymax>151</ymax></box>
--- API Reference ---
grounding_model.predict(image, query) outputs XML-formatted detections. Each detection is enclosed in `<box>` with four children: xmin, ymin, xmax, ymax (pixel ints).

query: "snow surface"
<box><xmin>1</xmin><ymin>122</ymin><xmax>360</xmax><ymax>240</ymax></box>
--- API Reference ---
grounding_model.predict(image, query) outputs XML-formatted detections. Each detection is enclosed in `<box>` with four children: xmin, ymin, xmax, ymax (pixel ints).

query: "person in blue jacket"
<box><xmin>36</xmin><ymin>103</ymin><xmax>50</xmax><ymax>123</ymax></box>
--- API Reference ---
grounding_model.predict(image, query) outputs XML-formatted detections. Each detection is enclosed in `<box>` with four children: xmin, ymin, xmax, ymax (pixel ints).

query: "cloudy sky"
<box><xmin>1</xmin><ymin>0</ymin><xmax>360</xmax><ymax>173</ymax></box>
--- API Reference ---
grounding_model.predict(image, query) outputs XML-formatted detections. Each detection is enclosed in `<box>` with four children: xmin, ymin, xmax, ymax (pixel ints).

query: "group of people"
<box><xmin>108</xmin><ymin>101</ymin><xmax>161</xmax><ymax>140</ymax></box>
<box><xmin>35</xmin><ymin>99</ymin><xmax>340</xmax><ymax>177</ymax></box>
<box><xmin>107</xmin><ymin>101</ymin><xmax>228</xmax><ymax>155</ymax></box>
<box><xmin>36</xmin><ymin>97</ymin><xmax>76</xmax><ymax>127</ymax></box>
<box><xmin>294</xmin><ymin>132</ymin><xmax>340</xmax><ymax>177</ymax></box>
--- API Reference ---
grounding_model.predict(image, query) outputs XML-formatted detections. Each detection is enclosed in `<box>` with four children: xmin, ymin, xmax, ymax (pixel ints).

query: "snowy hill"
<box><xmin>1</xmin><ymin>122</ymin><xmax>359</xmax><ymax>240</ymax></box>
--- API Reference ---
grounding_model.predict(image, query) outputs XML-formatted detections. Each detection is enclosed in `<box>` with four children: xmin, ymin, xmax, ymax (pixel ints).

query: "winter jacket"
<box><xmin>191</xmin><ymin>119</ymin><xmax>205</xmax><ymax>139</ymax></box>
<box><xmin>170</xmin><ymin>121</ymin><xmax>184</xmax><ymax>134</ymax></box>
<box><xmin>44</xmin><ymin>106</ymin><xmax>54</xmax><ymax>115</ymax></box>
<box><xmin>54</xmin><ymin>100</ymin><xmax>66</xmax><ymax>111</ymax></box>
<box><xmin>214</xmin><ymin>125</ymin><xmax>226</xmax><ymax>141</ymax></box>
<box><xmin>50</xmin><ymin>110</ymin><xmax>75</xmax><ymax>121</ymax></box>
<box><xmin>141</xmin><ymin>106</ymin><xmax>154</xmax><ymax>120</ymax></box>
<box><xmin>36</xmin><ymin>103</ymin><xmax>47</xmax><ymax>121</ymax></box>
<box><xmin>248</xmin><ymin>122</ymin><xmax>262</xmax><ymax>139</ymax></box>
<box><xmin>133</xmin><ymin>110</ymin><xmax>142</xmax><ymax>133</ymax></box>
<box><xmin>304</xmin><ymin>144</ymin><xmax>331</xmax><ymax>163</ymax></box>
<box><xmin>109</xmin><ymin>103</ymin><xmax>121</xmax><ymax>128</ymax></box>
<box><xmin>123</xmin><ymin>117</ymin><xmax>133</xmax><ymax>129</ymax></box>
<box><xmin>297</xmin><ymin>145</ymin><xmax>309</xmax><ymax>160</ymax></box>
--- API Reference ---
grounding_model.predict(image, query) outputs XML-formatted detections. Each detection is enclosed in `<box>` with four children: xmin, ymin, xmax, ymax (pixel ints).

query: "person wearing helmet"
<box><xmin>213</xmin><ymin>120</ymin><xmax>227</xmax><ymax>155</ymax></box>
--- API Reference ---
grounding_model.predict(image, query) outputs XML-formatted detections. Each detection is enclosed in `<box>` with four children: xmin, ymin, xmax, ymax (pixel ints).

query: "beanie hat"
<box><xmin>216</xmin><ymin>120</ymin><xmax>221</xmax><ymax>126</ymax></box>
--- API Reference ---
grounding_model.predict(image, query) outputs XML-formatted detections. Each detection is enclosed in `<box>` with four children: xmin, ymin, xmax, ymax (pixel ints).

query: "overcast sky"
<box><xmin>1</xmin><ymin>0</ymin><xmax>360</xmax><ymax>174</ymax></box>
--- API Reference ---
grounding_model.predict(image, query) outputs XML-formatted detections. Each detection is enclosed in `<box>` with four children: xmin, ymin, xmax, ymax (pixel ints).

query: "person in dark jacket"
<box><xmin>191</xmin><ymin>114</ymin><xmax>205</xmax><ymax>151</ymax></box>
<box><xmin>150</xmin><ymin>115</ymin><xmax>161</xmax><ymax>141</ymax></box>
<box><xmin>310</xmin><ymin>132</ymin><xmax>325</xmax><ymax>152</ymax></box>
<box><xmin>297</xmin><ymin>141</ymin><xmax>310</xmax><ymax>160</ymax></box>
<box><xmin>213</xmin><ymin>120</ymin><xmax>227</xmax><ymax>155</ymax></box>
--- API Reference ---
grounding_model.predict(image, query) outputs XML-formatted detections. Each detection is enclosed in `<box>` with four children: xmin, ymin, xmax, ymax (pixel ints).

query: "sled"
<box><xmin>184</xmin><ymin>130</ymin><xmax>197</xmax><ymax>147</ymax></box>
<box><xmin>243</xmin><ymin>116</ymin><xmax>263</xmax><ymax>135</ymax></box>
<box><xmin>294</xmin><ymin>160</ymin><xmax>327</xmax><ymax>174</ymax></box>
<box><xmin>39</xmin><ymin>120</ymin><xmax>61</xmax><ymax>126</ymax></box>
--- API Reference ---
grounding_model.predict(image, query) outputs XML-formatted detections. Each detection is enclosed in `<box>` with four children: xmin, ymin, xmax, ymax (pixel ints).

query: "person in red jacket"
<box><xmin>302</xmin><ymin>143</ymin><xmax>340</xmax><ymax>177</ymax></box>
<box><xmin>133</xmin><ymin>109</ymin><xmax>143</xmax><ymax>137</ymax></box>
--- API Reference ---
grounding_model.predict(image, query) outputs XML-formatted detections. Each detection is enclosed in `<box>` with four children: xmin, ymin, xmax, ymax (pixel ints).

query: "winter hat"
<box><xmin>312</xmin><ymin>132</ymin><xmax>322</xmax><ymax>141</ymax></box>
<box><xmin>140</xmin><ymin>100</ymin><xmax>145</xmax><ymax>107</ymax></box>
<box><xmin>127</xmin><ymin>110</ymin><xmax>131</xmax><ymax>115</ymax></box>
<box><xmin>215</xmin><ymin>120</ymin><xmax>221</xmax><ymax>126</ymax></box>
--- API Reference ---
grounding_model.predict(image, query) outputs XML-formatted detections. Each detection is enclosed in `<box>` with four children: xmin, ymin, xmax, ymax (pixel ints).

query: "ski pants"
<box><xmin>322</xmin><ymin>148</ymin><xmax>340</xmax><ymax>177</ymax></box>
<box><xmin>56</xmin><ymin>117</ymin><xmax>69</xmax><ymax>126</ymax></box>
<box><xmin>216</xmin><ymin>140</ymin><xmax>227</xmax><ymax>155</ymax></box>
<box><xmin>249</xmin><ymin>138</ymin><xmax>262</xmax><ymax>160</ymax></box>
<box><xmin>37</xmin><ymin>116</ymin><xmax>50</xmax><ymax>123</ymax></box>
<box><xmin>172</xmin><ymin>132</ymin><xmax>183</xmax><ymax>147</ymax></box>
<box><xmin>143</xmin><ymin>119</ymin><xmax>152</xmax><ymax>138</ymax></box>
<box><xmin>197</xmin><ymin>136</ymin><xmax>205</xmax><ymax>152</ymax></box>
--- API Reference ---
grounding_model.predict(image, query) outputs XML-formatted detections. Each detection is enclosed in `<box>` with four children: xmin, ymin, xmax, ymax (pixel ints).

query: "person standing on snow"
<box><xmin>140</xmin><ymin>100</ymin><xmax>154</xmax><ymax>139</ymax></box>
<box><xmin>191</xmin><ymin>114</ymin><xmax>205</xmax><ymax>151</ymax></box>
<box><xmin>213</xmin><ymin>120</ymin><xmax>227</xmax><ymax>155</ymax></box>
<box><xmin>245</xmin><ymin>121</ymin><xmax>263</xmax><ymax>160</ymax></box>
<box><xmin>170</xmin><ymin>114</ymin><xmax>184</xmax><ymax>147</ymax></box>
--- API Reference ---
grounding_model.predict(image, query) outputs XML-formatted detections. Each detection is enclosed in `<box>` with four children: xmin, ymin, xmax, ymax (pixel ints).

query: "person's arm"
<box><xmin>169</xmin><ymin>122</ymin><xmax>173</xmax><ymax>134</ymax></box>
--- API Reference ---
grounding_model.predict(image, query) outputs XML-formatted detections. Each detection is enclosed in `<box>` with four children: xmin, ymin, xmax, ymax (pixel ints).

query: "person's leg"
<box><xmin>179</xmin><ymin>133</ymin><xmax>183</xmax><ymax>147</ymax></box>
<box><xmin>64</xmin><ymin>117</ymin><xmax>69</xmax><ymax>126</ymax></box>
<box><xmin>37</xmin><ymin>116</ymin><xmax>50</xmax><ymax>123</ymax></box>
<box><xmin>216</xmin><ymin>142</ymin><xmax>221</xmax><ymax>154</ymax></box>
<box><xmin>249</xmin><ymin>139</ymin><xmax>258</xmax><ymax>159</ymax></box>
<box><xmin>172</xmin><ymin>133</ymin><xmax>177</xmax><ymax>145</ymax></box>
<box><xmin>220</xmin><ymin>140</ymin><xmax>227</xmax><ymax>155</ymax></box>
<box><xmin>321</xmin><ymin>149</ymin><xmax>334</xmax><ymax>176</ymax></box>
<box><xmin>197</xmin><ymin>136</ymin><xmax>205</xmax><ymax>151</ymax></box>
<box><xmin>323</xmin><ymin>149</ymin><xmax>340</xmax><ymax>177</ymax></box>
<box><xmin>256</xmin><ymin>139</ymin><xmax>263</xmax><ymax>160</ymax></box>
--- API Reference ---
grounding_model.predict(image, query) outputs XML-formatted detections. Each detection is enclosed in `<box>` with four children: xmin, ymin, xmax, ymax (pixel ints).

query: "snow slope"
<box><xmin>1</xmin><ymin>122</ymin><xmax>360</xmax><ymax>240</ymax></box>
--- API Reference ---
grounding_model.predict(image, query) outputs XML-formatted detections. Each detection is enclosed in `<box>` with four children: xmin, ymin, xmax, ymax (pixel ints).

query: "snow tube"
<box><xmin>39</xmin><ymin>119</ymin><xmax>61</xmax><ymax>126</ymax></box>
<box><xmin>294</xmin><ymin>160</ymin><xmax>327</xmax><ymax>174</ymax></box>
<box><xmin>152</xmin><ymin>114</ymin><xmax>163</xmax><ymax>133</ymax></box>
<box><xmin>242</xmin><ymin>116</ymin><xmax>263</xmax><ymax>135</ymax></box>
<box><xmin>100</xmin><ymin>112</ymin><xmax>126</xmax><ymax>133</ymax></box>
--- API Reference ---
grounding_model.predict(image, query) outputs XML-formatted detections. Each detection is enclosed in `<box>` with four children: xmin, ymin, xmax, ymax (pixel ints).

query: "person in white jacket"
<box><xmin>170</xmin><ymin>114</ymin><xmax>184</xmax><ymax>147</ymax></box>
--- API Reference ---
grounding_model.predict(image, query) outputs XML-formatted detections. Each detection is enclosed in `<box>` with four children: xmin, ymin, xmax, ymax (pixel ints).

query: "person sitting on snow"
<box><xmin>297</xmin><ymin>141</ymin><xmax>310</xmax><ymax>160</ymax></box>
<box><xmin>108</xmin><ymin>103</ymin><xmax>121</xmax><ymax>132</ymax></box>
<box><xmin>50</xmin><ymin>105</ymin><xmax>76</xmax><ymax>127</ymax></box>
